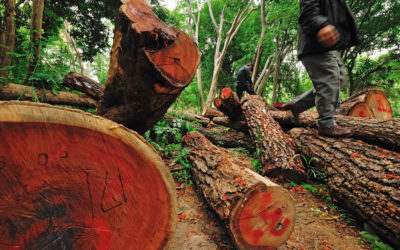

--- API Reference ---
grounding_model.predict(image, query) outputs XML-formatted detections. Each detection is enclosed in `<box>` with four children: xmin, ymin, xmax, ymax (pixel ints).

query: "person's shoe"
<box><xmin>318</xmin><ymin>125</ymin><xmax>354</xmax><ymax>138</ymax></box>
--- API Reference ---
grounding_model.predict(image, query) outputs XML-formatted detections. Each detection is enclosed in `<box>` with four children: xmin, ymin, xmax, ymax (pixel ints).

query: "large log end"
<box><xmin>0</xmin><ymin>101</ymin><xmax>176</xmax><ymax>249</ymax></box>
<box><xmin>230</xmin><ymin>183</ymin><xmax>295</xmax><ymax>249</ymax></box>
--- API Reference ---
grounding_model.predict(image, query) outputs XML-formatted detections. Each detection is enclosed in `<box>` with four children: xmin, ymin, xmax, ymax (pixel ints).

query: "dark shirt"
<box><xmin>236</xmin><ymin>66</ymin><xmax>255</xmax><ymax>97</ymax></box>
<box><xmin>298</xmin><ymin>0</ymin><xmax>359</xmax><ymax>59</ymax></box>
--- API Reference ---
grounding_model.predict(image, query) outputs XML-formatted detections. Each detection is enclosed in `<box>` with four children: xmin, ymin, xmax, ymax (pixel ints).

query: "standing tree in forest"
<box><xmin>203</xmin><ymin>0</ymin><xmax>253</xmax><ymax>113</ymax></box>
<box><xmin>26</xmin><ymin>0</ymin><xmax>44</xmax><ymax>79</ymax></box>
<box><xmin>0</xmin><ymin>0</ymin><xmax>16</xmax><ymax>79</ymax></box>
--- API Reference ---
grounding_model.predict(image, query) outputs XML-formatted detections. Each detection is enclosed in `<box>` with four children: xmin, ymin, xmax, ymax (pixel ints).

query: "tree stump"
<box><xmin>183</xmin><ymin>132</ymin><xmax>295</xmax><ymax>249</ymax></box>
<box><xmin>290</xmin><ymin>128</ymin><xmax>400</xmax><ymax>248</ymax></box>
<box><xmin>338</xmin><ymin>88</ymin><xmax>392</xmax><ymax>121</ymax></box>
<box><xmin>97</xmin><ymin>0</ymin><xmax>200</xmax><ymax>134</ymax></box>
<box><xmin>0</xmin><ymin>101</ymin><xmax>176</xmax><ymax>249</ymax></box>
<box><xmin>241</xmin><ymin>95</ymin><xmax>306</xmax><ymax>182</ymax></box>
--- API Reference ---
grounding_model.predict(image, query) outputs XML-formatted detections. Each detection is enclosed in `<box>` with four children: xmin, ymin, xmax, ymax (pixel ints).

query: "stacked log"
<box><xmin>241</xmin><ymin>94</ymin><xmax>306</xmax><ymax>182</ymax></box>
<box><xmin>184</xmin><ymin>132</ymin><xmax>295</xmax><ymax>249</ymax></box>
<box><xmin>0</xmin><ymin>83</ymin><xmax>97</xmax><ymax>108</ymax></box>
<box><xmin>337</xmin><ymin>88</ymin><xmax>393</xmax><ymax>121</ymax></box>
<box><xmin>96</xmin><ymin>0</ymin><xmax>200</xmax><ymax>134</ymax></box>
<box><xmin>0</xmin><ymin>101</ymin><xmax>176</xmax><ymax>249</ymax></box>
<box><xmin>290</xmin><ymin>128</ymin><xmax>400</xmax><ymax>248</ymax></box>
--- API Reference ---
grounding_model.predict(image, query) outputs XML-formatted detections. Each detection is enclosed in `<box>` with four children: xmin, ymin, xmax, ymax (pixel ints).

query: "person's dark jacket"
<box><xmin>236</xmin><ymin>66</ymin><xmax>255</xmax><ymax>97</ymax></box>
<box><xmin>298</xmin><ymin>0</ymin><xmax>360</xmax><ymax>59</ymax></box>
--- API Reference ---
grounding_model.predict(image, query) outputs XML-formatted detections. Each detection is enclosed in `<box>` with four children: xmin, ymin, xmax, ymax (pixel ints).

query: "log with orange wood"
<box><xmin>183</xmin><ymin>132</ymin><xmax>295</xmax><ymax>249</ymax></box>
<box><xmin>0</xmin><ymin>101</ymin><xmax>176</xmax><ymax>249</ymax></box>
<box><xmin>213</xmin><ymin>87</ymin><xmax>400</xmax><ymax>152</ymax></box>
<box><xmin>0</xmin><ymin>0</ymin><xmax>202</xmax><ymax>247</ymax></box>
<box><xmin>96</xmin><ymin>0</ymin><xmax>200</xmax><ymax>134</ymax></box>
<box><xmin>290</xmin><ymin>128</ymin><xmax>400</xmax><ymax>248</ymax></box>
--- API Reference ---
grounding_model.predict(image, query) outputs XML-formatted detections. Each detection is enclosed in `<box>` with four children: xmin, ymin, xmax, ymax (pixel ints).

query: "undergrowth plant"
<box><xmin>144</xmin><ymin>118</ymin><xmax>196</xmax><ymax>185</ymax></box>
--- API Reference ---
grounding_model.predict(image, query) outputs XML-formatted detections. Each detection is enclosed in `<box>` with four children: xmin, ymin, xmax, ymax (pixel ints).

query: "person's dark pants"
<box><xmin>290</xmin><ymin>51</ymin><xmax>347</xmax><ymax>128</ymax></box>
<box><xmin>236</xmin><ymin>82</ymin><xmax>254</xmax><ymax>99</ymax></box>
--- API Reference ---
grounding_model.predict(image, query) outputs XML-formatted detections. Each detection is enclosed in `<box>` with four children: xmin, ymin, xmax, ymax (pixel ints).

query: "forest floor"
<box><xmin>165</xmin><ymin>155</ymin><xmax>371</xmax><ymax>250</ymax></box>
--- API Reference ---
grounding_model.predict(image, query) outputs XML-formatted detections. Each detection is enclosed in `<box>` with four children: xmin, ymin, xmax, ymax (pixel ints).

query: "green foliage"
<box><xmin>301</xmin><ymin>155</ymin><xmax>327</xmax><ymax>182</ymax></box>
<box><xmin>144</xmin><ymin>118</ymin><xmax>196</xmax><ymax>184</ymax></box>
<box><xmin>301</xmin><ymin>183</ymin><xmax>318</xmax><ymax>194</ymax></box>
<box><xmin>251</xmin><ymin>158</ymin><xmax>262</xmax><ymax>173</ymax></box>
<box><xmin>360</xmin><ymin>231</ymin><xmax>394</xmax><ymax>250</ymax></box>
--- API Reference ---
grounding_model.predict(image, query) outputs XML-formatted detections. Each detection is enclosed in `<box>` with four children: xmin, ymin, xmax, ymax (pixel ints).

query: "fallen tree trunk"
<box><xmin>63</xmin><ymin>72</ymin><xmax>104</xmax><ymax>100</ymax></box>
<box><xmin>0</xmin><ymin>83</ymin><xmax>97</xmax><ymax>108</ymax></box>
<box><xmin>337</xmin><ymin>88</ymin><xmax>392</xmax><ymax>121</ymax></box>
<box><xmin>269</xmin><ymin>111</ymin><xmax>400</xmax><ymax>152</ymax></box>
<box><xmin>198</xmin><ymin>126</ymin><xmax>255</xmax><ymax>152</ymax></box>
<box><xmin>241</xmin><ymin>95</ymin><xmax>306</xmax><ymax>182</ymax></box>
<box><xmin>0</xmin><ymin>101</ymin><xmax>176</xmax><ymax>249</ymax></box>
<box><xmin>183</xmin><ymin>132</ymin><xmax>295</xmax><ymax>249</ymax></box>
<box><xmin>203</xmin><ymin>107</ymin><xmax>225</xmax><ymax>119</ymax></box>
<box><xmin>97</xmin><ymin>0</ymin><xmax>200</xmax><ymax>134</ymax></box>
<box><xmin>290</xmin><ymin>128</ymin><xmax>400</xmax><ymax>248</ymax></box>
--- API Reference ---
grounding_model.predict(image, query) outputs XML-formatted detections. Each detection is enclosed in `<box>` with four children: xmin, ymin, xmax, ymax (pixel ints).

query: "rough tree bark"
<box><xmin>184</xmin><ymin>132</ymin><xmax>295</xmax><ymax>249</ymax></box>
<box><xmin>198</xmin><ymin>126</ymin><xmax>255</xmax><ymax>152</ymax></box>
<box><xmin>27</xmin><ymin>0</ymin><xmax>45</xmax><ymax>78</ymax></box>
<box><xmin>0</xmin><ymin>0</ymin><xmax>16</xmax><ymax>79</ymax></box>
<box><xmin>290</xmin><ymin>128</ymin><xmax>400</xmax><ymax>248</ymax></box>
<box><xmin>241</xmin><ymin>94</ymin><xmax>306</xmax><ymax>182</ymax></box>
<box><xmin>0</xmin><ymin>101</ymin><xmax>176</xmax><ymax>249</ymax></box>
<box><xmin>63</xmin><ymin>72</ymin><xmax>104</xmax><ymax>100</ymax></box>
<box><xmin>185</xmin><ymin>0</ymin><xmax>205</xmax><ymax>108</ymax></box>
<box><xmin>97</xmin><ymin>0</ymin><xmax>200</xmax><ymax>134</ymax></box>
<box><xmin>269</xmin><ymin>111</ymin><xmax>400</xmax><ymax>152</ymax></box>
<box><xmin>337</xmin><ymin>88</ymin><xmax>393</xmax><ymax>121</ymax></box>
<box><xmin>0</xmin><ymin>83</ymin><xmax>97</xmax><ymax>108</ymax></box>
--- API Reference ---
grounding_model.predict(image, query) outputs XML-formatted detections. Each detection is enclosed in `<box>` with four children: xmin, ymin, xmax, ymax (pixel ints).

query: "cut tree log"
<box><xmin>337</xmin><ymin>88</ymin><xmax>393</xmax><ymax>121</ymax></box>
<box><xmin>241</xmin><ymin>95</ymin><xmax>306</xmax><ymax>182</ymax></box>
<box><xmin>203</xmin><ymin>107</ymin><xmax>225</xmax><ymax>119</ymax></box>
<box><xmin>290</xmin><ymin>128</ymin><xmax>400</xmax><ymax>248</ymax></box>
<box><xmin>0</xmin><ymin>83</ymin><xmax>97</xmax><ymax>108</ymax></box>
<box><xmin>269</xmin><ymin>111</ymin><xmax>400</xmax><ymax>152</ymax></box>
<box><xmin>97</xmin><ymin>0</ymin><xmax>200</xmax><ymax>134</ymax></box>
<box><xmin>183</xmin><ymin>132</ymin><xmax>295</xmax><ymax>249</ymax></box>
<box><xmin>0</xmin><ymin>101</ymin><xmax>176</xmax><ymax>249</ymax></box>
<box><xmin>63</xmin><ymin>72</ymin><xmax>104</xmax><ymax>100</ymax></box>
<box><xmin>198</xmin><ymin>126</ymin><xmax>255</xmax><ymax>152</ymax></box>
<box><xmin>215</xmin><ymin>87</ymin><xmax>243</xmax><ymax>121</ymax></box>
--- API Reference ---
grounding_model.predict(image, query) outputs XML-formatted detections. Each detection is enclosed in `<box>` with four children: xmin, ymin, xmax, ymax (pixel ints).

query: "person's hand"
<box><xmin>317</xmin><ymin>25</ymin><xmax>340</xmax><ymax>47</ymax></box>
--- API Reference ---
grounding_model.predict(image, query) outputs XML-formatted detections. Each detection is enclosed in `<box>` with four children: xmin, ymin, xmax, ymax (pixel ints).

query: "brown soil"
<box><xmin>168</xmin><ymin>181</ymin><xmax>370</xmax><ymax>250</ymax></box>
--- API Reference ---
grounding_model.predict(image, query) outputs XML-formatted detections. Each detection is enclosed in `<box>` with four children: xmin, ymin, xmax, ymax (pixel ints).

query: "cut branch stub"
<box><xmin>98</xmin><ymin>0</ymin><xmax>200</xmax><ymax>134</ymax></box>
<box><xmin>184</xmin><ymin>132</ymin><xmax>295</xmax><ymax>249</ymax></box>
<box><xmin>0</xmin><ymin>101</ymin><xmax>176</xmax><ymax>249</ymax></box>
<box><xmin>63</xmin><ymin>72</ymin><xmax>104</xmax><ymax>100</ymax></box>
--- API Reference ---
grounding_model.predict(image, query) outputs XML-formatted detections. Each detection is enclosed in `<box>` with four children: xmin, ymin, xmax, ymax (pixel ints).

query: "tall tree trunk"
<box><xmin>254</xmin><ymin>55</ymin><xmax>274</xmax><ymax>95</ymax></box>
<box><xmin>27</xmin><ymin>0</ymin><xmax>45</xmax><ymax>79</ymax></box>
<box><xmin>251</xmin><ymin>0</ymin><xmax>267</xmax><ymax>83</ymax></box>
<box><xmin>290</xmin><ymin>128</ymin><xmax>400</xmax><ymax>248</ymax></box>
<box><xmin>203</xmin><ymin>2</ymin><xmax>253</xmax><ymax>113</ymax></box>
<box><xmin>0</xmin><ymin>0</ymin><xmax>16</xmax><ymax>79</ymax></box>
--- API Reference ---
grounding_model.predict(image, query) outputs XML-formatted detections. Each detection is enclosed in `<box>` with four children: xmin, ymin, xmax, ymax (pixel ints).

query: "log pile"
<box><xmin>176</xmin><ymin>86</ymin><xmax>399</xmax><ymax>247</ymax></box>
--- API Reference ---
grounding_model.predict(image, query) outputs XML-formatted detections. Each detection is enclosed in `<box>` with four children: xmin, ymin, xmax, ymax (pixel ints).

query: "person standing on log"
<box><xmin>236</xmin><ymin>63</ymin><xmax>255</xmax><ymax>98</ymax></box>
<box><xmin>275</xmin><ymin>0</ymin><xmax>359</xmax><ymax>138</ymax></box>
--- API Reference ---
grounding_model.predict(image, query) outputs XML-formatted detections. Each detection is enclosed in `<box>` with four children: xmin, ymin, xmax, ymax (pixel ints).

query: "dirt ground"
<box><xmin>168</xmin><ymin>183</ymin><xmax>371</xmax><ymax>250</ymax></box>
